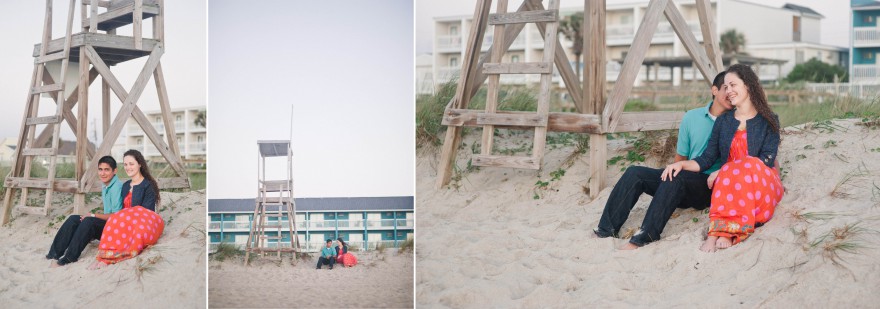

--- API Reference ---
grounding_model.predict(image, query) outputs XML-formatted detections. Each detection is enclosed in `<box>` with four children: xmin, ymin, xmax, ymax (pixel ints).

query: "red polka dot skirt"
<box><xmin>708</xmin><ymin>130</ymin><xmax>784</xmax><ymax>244</ymax></box>
<box><xmin>96</xmin><ymin>192</ymin><xmax>165</xmax><ymax>264</ymax></box>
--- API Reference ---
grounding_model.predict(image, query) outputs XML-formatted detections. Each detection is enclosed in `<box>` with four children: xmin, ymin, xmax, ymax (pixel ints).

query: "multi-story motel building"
<box><xmin>851</xmin><ymin>0</ymin><xmax>880</xmax><ymax>84</ymax></box>
<box><xmin>208</xmin><ymin>196</ymin><xmax>414</xmax><ymax>252</ymax></box>
<box><xmin>114</xmin><ymin>106</ymin><xmax>206</xmax><ymax>162</ymax></box>
<box><xmin>426</xmin><ymin>0</ymin><xmax>847</xmax><ymax>92</ymax></box>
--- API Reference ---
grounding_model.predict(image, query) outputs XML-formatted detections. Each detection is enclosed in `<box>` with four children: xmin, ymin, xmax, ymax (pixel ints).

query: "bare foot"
<box><xmin>618</xmin><ymin>242</ymin><xmax>640</xmax><ymax>250</ymax></box>
<box><xmin>49</xmin><ymin>260</ymin><xmax>61</xmax><ymax>268</ymax></box>
<box><xmin>87</xmin><ymin>261</ymin><xmax>107</xmax><ymax>270</ymax></box>
<box><xmin>700</xmin><ymin>236</ymin><xmax>718</xmax><ymax>252</ymax></box>
<box><xmin>715</xmin><ymin>237</ymin><xmax>733</xmax><ymax>249</ymax></box>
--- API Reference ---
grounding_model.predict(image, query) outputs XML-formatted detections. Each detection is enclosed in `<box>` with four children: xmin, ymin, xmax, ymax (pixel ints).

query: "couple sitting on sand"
<box><xmin>593</xmin><ymin>64</ymin><xmax>784</xmax><ymax>252</ymax></box>
<box><xmin>317</xmin><ymin>238</ymin><xmax>358</xmax><ymax>269</ymax></box>
<box><xmin>47</xmin><ymin>149</ymin><xmax>165</xmax><ymax>268</ymax></box>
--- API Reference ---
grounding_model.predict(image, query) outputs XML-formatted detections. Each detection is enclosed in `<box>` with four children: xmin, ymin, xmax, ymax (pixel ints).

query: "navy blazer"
<box><xmin>120</xmin><ymin>179</ymin><xmax>158</xmax><ymax>212</ymax></box>
<box><xmin>694</xmin><ymin>110</ymin><xmax>780</xmax><ymax>172</ymax></box>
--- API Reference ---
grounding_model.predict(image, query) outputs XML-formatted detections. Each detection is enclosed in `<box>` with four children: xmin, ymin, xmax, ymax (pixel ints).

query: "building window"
<box><xmin>792</xmin><ymin>16</ymin><xmax>801</xmax><ymax>42</ymax></box>
<box><xmin>449</xmin><ymin>57</ymin><xmax>459</xmax><ymax>67</ymax></box>
<box><xmin>866</xmin><ymin>15</ymin><xmax>874</xmax><ymax>23</ymax></box>
<box><xmin>511</xmin><ymin>55</ymin><xmax>520</xmax><ymax>63</ymax></box>
<box><xmin>136</xmin><ymin>138</ymin><xmax>142</xmax><ymax>145</ymax></box>
<box><xmin>176</xmin><ymin>115</ymin><xmax>182</xmax><ymax>122</ymax></box>
<box><xmin>197</xmin><ymin>135</ymin><xmax>204</xmax><ymax>143</ymax></box>
<box><xmin>795</xmin><ymin>50</ymin><xmax>804</xmax><ymax>64</ymax></box>
<box><xmin>450</xmin><ymin>25</ymin><xmax>459</xmax><ymax>36</ymax></box>
<box><xmin>868</xmin><ymin>53</ymin><xmax>874</xmax><ymax>60</ymax></box>
<box><xmin>621</xmin><ymin>15</ymin><xmax>631</xmax><ymax>25</ymax></box>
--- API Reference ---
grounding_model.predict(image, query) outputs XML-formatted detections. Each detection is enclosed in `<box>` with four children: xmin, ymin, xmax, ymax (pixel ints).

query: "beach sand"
<box><xmin>208</xmin><ymin>250</ymin><xmax>414</xmax><ymax>308</ymax></box>
<box><xmin>0</xmin><ymin>190</ymin><xmax>207</xmax><ymax>308</ymax></box>
<box><xmin>416</xmin><ymin>119</ymin><xmax>880</xmax><ymax>308</ymax></box>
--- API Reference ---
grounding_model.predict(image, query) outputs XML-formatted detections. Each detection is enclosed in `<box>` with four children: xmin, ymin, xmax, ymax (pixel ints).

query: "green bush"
<box><xmin>786</xmin><ymin>58</ymin><xmax>848</xmax><ymax>83</ymax></box>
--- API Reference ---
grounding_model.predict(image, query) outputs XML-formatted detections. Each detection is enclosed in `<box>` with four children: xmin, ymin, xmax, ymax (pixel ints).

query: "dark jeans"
<box><xmin>595</xmin><ymin>166</ymin><xmax>712</xmax><ymax>246</ymax></box>
<box><xmin>47</xmin><ymin>215</ymin><xmax>106</xmax><ymax>265</ymax></box>
<box><xmin>316</xmin><ymin>256</ymin><xmax>335</xmax><ymax>269</ymax></box>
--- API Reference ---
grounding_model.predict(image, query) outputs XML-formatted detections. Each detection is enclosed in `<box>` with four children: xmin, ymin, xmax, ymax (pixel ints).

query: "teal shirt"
<box><xmin>102</xmin><ymin>175</ymin><xmax>123</xmax><ymax>214</ymax></box>
<box><xmin>321</xmin><ymin>247</ymin><xmax>335</xmax><ymax>258</ymax></box>
<box><xmin>677</xmin><ymin>101</ymin><xmax>724</xmax><ymax>174</ymax></box>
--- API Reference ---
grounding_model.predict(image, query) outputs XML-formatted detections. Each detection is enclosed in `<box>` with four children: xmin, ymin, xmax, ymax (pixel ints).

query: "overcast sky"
<box><xmin>415</xmin><ymin>0</ymin><xmax>850</xmax><ymax>54</ymax></box>
<box><xmin>208</xmin><ymin>0</ymin><xmax>414</xmax><ymax>199</ymax></box>
<box><xmin>0</xmin><ymin>1</ymin><xmax>206</xmax><ymax>143</ymax></box>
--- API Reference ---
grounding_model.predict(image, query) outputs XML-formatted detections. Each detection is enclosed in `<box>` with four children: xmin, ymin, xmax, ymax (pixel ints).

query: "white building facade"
<box><xmin>115</xmin><ymin>106</ymin><xmax>206</xmax><ymax>161</ymax></box>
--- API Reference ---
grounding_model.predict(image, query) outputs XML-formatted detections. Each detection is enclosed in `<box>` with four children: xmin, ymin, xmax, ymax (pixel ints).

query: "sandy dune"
<box><xmin>0</xmin><ymin>190</ymin><xmax>207</xmax><ymax>308</ymax></box>
<box><xmin>209</xmin><ymin>250</ymin><xmax>414</xmax><ymax>308</ymax></box>
<box><xmin>416</xmin><ymin>119</ymin><xmax>880</xmax><ymax>308</ymax></box>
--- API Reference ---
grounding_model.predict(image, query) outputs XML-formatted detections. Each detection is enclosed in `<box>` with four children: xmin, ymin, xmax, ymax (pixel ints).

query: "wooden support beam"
<box><xmin>489</xmin><ymin>9</ymin><xmax>557</xmax><ymax>25</ymax></box>
<box><xmin>134</xmin><ymin>0</ymin><xmax>143</xmax><ymax>49</ymax></box>
<box><xmin>436</xmin><ymin>0</ymin><xmax>492</xmax><ymax>189</ymax></box>
<box><xmin>74</xmin><ymin>46</ymin><xmax>90</xmax><ymax>215</ymax></box>
<box><xmin>695</xmin><ymin>0</ymin><xmax>723</xmax><ymax>71</ymax></box>
<box><xmin>476</xmin><ymin>113</ymin><xmax>547</xmax><ymax>127</ymax></box>
<box><xmin>473</xmin><ymin>155</ymin><xmax>540</xmax><ymax>169</ymax></box>
<box><xmin>584</xmin><ymin>0</ymin><xmax>607</xmax><ymax>197</ymax></box>
<box><xmin>81</xmin><ymin>44</ymin><xmax>164</xmax><ymax>191</ymax></box>
<box><xmin>90</xmin><ymin>0</ymin><xmax>99</xmax><ymax>32</ymax></box>
<box><xmin>84</xmin><ymin>46</ymin><xmax>188</xmax><ymax>179</ymax></box>
<box><xmin>663</xmin><ymin>1</ymin><xmax>716</xmax><ymax>84</ymax></box>
<box><xmin>530</xmin><ymin>0</ymin><xmax>583</xmax><ymax>111</ymax></box>
<box><xmin>602</xmin><ymin>0</ymin><xmax>669</xmax><ymax>133</ymax></box>
<box><xmin>483</xmin><ymin>62</ymin><xmax>552</xmax><ymax>74</ymax></box>
<box><xmin>154</xmin><ymin>64</ymin><xmax>181</xmax><ymax>158</ymax></box>
<box><xmin>479</xmin><ymin>0</ymin><xmax>508</xmax><ymax>160</ymax></box>
<box><xmin>443</xmin><ymin>109</ymin><xmax>683</xmax><ymax>133</ymax></box>
<box><xmin>34</xmin><ymin>67</ymin><xmax>99</xmax><ymax>157</ymax></box>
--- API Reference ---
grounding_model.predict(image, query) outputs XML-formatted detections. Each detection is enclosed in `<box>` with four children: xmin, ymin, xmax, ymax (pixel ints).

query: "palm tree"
<box><xmin>719</xmin><ymin>29</ymin><xmax>746</xmax><ymax>55</ymax></box>
<box><xmin>559</xmin><ymin>13</ymin><xmax>584</xmax><ymax>80</ymax></box>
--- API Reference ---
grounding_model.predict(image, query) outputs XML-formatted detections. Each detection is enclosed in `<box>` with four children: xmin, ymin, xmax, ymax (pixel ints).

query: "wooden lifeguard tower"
<box><xmin>1</xmin><ymin>0</ymin><xmax>190</xmax><ymax>225</ymax></box>
<box><xmin>244</xmin><ymin>140</ymin><xmax>300</xmax><ymax>265</ymax></box>
<box><xmin>436</xmin><ymin>0</ymin><xmax>724</xmax><ymax>196</ymax></box>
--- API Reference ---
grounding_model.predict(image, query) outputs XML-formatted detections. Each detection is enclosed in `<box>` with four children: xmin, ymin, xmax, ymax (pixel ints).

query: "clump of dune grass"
<box><xmin>376</xmin><ymin>242</ymin><xmax>387</xmax><ymax>254</ymax></box>
<box><xmin>831</xmin><ymin>162</ymin><xmax>871</xmax><ymax>199</ymax></box>
<box><xmin>789</xmin><ymin>209</ymin><xmax>840</xmax><ymax>222</ymax></box>
<box><xmin>295</xmin><ymin>251</ymin><xmax>313</xmax><ymax>261</ymax></box>
<box><xmin>135</xmin><ymin>255</ymin><xmax>164</xmax><ymax>282</ymax></box>
<box><xmin>809</xmin><ymin>222</ymin><xmax>877</xmax><ymax>265</ymax></box>
<box><xmin>416</xmin><ymin>80</ymin><xmax>458</xmax><ymax>147</ymax></box>
<box><xmin>775</xmin><ymin>94</ymin><xmax>880</xmax><ymax>128</ymax></box>
<box><xmin>398</xmin><ymin>238</ymin><xmax>414</xmax><ymax>254</ymax></box>
<box><xmin>210</xmin><ymin>243</ymin><xmax>243</xmax><ymax>262</ymax></box>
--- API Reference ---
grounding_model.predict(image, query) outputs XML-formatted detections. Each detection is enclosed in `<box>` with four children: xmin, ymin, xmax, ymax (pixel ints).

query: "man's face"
<box><xmin>97</xmin><ymin>163</ymin><xmax>116</xmax><ymax>185</ymax></box>
<box><xmin>326</xmin><ymin>242</ymin><xmax>332</xmax><ymax>248</ymax></box>
<box><xmin>712</xmin><ymin>83</ymin><xmax>733</xmax><ymax>111</ymax></box>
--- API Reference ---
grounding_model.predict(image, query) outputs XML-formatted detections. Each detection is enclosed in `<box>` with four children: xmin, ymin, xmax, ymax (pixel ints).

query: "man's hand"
<box><xmin>661</xmin><ymin>162</ymin><xmax>685</xmax><ymax>181</ymax></box>
<box><xmin>707</xmin><ymin>170</ymin><xmax>720</xmax><ymax>189</ymax></box>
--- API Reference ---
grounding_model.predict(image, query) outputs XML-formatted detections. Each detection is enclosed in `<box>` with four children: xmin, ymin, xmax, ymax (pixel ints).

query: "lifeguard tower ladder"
<box><xmin>2</xmin><ymin>0</ymin><xmax>190</xmax><ymax>225</ymax></box>
<box><xmin>244</xmin><ymin>140</ymin><xmax>300</xmax><ymax>265</ymax></box>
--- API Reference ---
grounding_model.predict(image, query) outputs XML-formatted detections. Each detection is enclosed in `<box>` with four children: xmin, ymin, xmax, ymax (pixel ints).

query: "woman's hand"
<box><xmin>661</xmin><ymin>161</ymin><xmax>685</xmax><ymax>181</ymax></box>
<box><xmin>707</xmin><ymin>170</ymin><xmax>720</xmax><ymax>189</ymax></box>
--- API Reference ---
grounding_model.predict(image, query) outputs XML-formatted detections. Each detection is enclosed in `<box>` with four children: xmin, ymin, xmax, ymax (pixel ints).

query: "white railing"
<box><xmin>128</xmin><ymin>124</ymin><xmax>144</xmax><ymax>135</ymax></box>
<box><xmin>607</xmin><ymin>24</ymin><xmax>633</xmax><ymax>38</ymax></box>
<box><xmin>853</xmin><ymin>26</ymin><xmax>880</xmax><ymax>47</ymax></box>
<box><xmin>189</xmin><ymin>142</ymin><xmax>206</xmax><ymax>154</ymax></box>
<box><xmin>175</xmin><ymin>122</ymin><xmax>185</xmax><ymax>131</ymax></box>
<box><xmin>437</xmin><ymin>34</ymin><xmax>462</xmax><ymax>51</ymax></box>
<box><xmin>852</xmin><ymin>64</ymin><xmax>880</xmax><ymax>83</ymax></box>
<box><xmin>805</xmin><ymin>82</ymin><xmax>880</xmax><ymax>99</ymax></box>
<box><xmin>207</xmin><ymin>219</ymin><xmax>414</xmax><ymax>232</ymax></box>
<box><xmin>209</xmin><ymin>240</ymin><xmax>410</xmax><ymax>253</ymax></box>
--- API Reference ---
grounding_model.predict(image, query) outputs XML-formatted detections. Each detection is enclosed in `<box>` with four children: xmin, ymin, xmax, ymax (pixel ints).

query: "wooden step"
<box><xmin>260</xmin><ymin>224</ymin><xmax>283</xmax><ymax>229</ymax></box>
<box><xmin>260</xmin><ymin>180</ymin><xmax>291</xmax><ymax>192</ymax></box>
<box><xmin>35</xmin><ymin>52</ymin><xmax>67</xmax><ymax>64</ymax></box>
<box><xmin>22</xmin><ymin>148</ymin><xmax>56</xmax><ymax>156</ymax></box>
<box><xmin>31</xmin><ymin>83</ymin><xmax>63</xmax><ymax>94</ymax></box>
<box><xmin>489</xmin><ymin>9</ymin><xmax>558</xmax><ymax>25</ymax></box>
<box><xmin>482</xmin><ymin>62</ymin><xmax>552</xmax><ymax>74</ymax></box>
<box><xmin>15</xmin><ymin>206</ymin><xmax>48</xmax><ymax>216</ymax></box>
<box><xmin>259</xmin><ymin>235</ymin><xmax>283</xmax><ymax>240</ymax></box>
<box><xmin>476</xmin><ymin>113</ymin><xmax>547</xmax><ymax>127</ymax></box>
<box><xmin>262</xmin><ymin>213</ymin><xmax>286</xmax><ymax>218</ymax></box>
<box><xmin>473</xmin><ymin>155</ymin><xmax>540</xmax><ymax>169</ymax></box>
<box><xmin>5</xmin><ymin>177</ymin><xmax>52</xmax><ymax>189</ymax></box>
<box><xmin>26</xmin><ymin>115</ymin><xmax>62</xmax><ymax>125</ymax></box>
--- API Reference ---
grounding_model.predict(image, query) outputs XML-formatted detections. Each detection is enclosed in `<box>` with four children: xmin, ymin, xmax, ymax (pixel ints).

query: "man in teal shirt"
<box><xmin>48</xmin><ymin>156</ymin><xmax>123</xmax><ymax>266</ymax></box>
<box><xmin>593</xmin><ymin>71</ymin><xmax>732</xmax><ymax>249</ymax></box>
<box><xmin>316</xmin><ymin>239</ymin><xmax>336</xmax><ymax>269</ymax></box>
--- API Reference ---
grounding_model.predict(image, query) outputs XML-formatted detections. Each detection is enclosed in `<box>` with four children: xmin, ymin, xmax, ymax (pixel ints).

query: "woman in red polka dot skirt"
<box><xmin>93</xmin><ymin>149</ymin><xmax>164</xmax><ymax>267</ymax></box>
<box><xmin>662</xmin><ymin>64</ymin><xmax>783</xmax><ymax>252</ymax></box>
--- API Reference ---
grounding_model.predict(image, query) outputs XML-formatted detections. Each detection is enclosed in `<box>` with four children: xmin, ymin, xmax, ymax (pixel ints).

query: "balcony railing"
<box><xmin>189</xmin><ymin>142</ymin><xmax>206</xmax><ymax>154</ymax></box>
<box><xmin>854</xmin><ymin>26</ymin><xmax>880</xmax><ymax>47</ymax></box>
<box><xmin>209</xmin><ymin>240</ymin><xmax>409</xmax><ymax>253</ymax></box>
<box><xmin>437</xmin><ymin>34</ymin><xmax>462</xmax><ymax>51</ymax></box>
<box><xmin>207</xmin><ymin>219</ymin><xmax>414</xmax><ymax>232</ymax></box>
<box><xmin>852</xmin><ymin>64</ymin><xmax>880</xmax><ymax>83</ymax></box>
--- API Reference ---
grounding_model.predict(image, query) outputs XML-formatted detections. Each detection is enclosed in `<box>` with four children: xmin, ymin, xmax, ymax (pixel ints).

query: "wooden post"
<box><xmin>480</xmin><ymin>0</ymin><xmax>508</xmax><ymax>158</ymax></box>
<box><xmin>695</xmin><ymin>0</ymin><xmax>723</xmax><ymax>71</ymax></box>
<box><xmin>584</xmin><ymin>0</ymin><xmax>607</xmax><ymax>198</ymax></box>
<box><xmin>74</xmin><ymin>46</ymin><xmax>89</xmax><ymax>215</ymax></box>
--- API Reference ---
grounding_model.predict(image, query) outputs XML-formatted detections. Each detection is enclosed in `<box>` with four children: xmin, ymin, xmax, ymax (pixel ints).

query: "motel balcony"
<box><xmin>437</xmin><ymin>34</ymin><xmax>462</xmax><ymax>52</ymax></box>
<box><xmin>852</xmin><ymin>63</ymin><xmax>880</xmax><ymax>83</ymax></box>
<box><xmin>189</xmin><ymin>142</ymin><xmax>207</xmax><ymax>154</ymax></box>
<box><xmin>207</xmin><ymin>219</ymin><xmax>415</xmax><ymax>233</ymax></box>
<box><xmin>853</xmin><ymin>26</ymin><xmax>880</xmax><ymax>48</ymax></box>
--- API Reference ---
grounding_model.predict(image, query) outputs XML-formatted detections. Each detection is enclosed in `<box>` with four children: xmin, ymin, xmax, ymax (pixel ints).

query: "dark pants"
<box><xmin>47</xmin><ymin>215</ymin><xmax>106</xmax><ymax>265</ymax></box>
<box><xmin>316</xmin><ymin>256</ymin><xmax>335</xmax><ymax>269</ymax></box>
<box><xmin>595</xmin><ymin>166</ymin><xmax>712</xmax><ymax>246</ymax></box>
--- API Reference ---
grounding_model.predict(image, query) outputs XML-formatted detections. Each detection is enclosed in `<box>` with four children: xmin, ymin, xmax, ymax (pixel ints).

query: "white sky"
<box><xmin>0</xmin><ymin>1</ymin><xmax>207</xmax><ymax>144</ymax></box>
<box><xmin>208</xmin><ymin>0</ymin><xmax>415</xmax><ymax>199</ymax></box>
<box><xmin>415</xmin><ymin>0</ymin><xmax>851</xmax><ymax>54</ymax></box>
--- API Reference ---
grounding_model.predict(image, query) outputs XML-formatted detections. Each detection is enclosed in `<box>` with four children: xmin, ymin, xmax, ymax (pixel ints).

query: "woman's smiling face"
<box><xmin>725</xmin><ymin>72</ymin><xmax>750</xmax><ymax>108</ymax></box>
<box><xmin>123</xmin><ymin>155</ymin><xmax>141</xmax><ymax>178</ymax></box>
